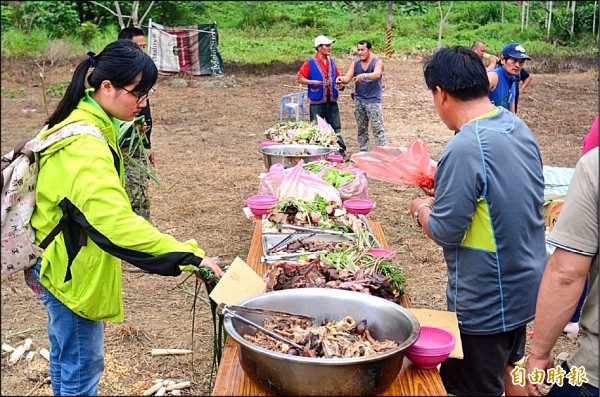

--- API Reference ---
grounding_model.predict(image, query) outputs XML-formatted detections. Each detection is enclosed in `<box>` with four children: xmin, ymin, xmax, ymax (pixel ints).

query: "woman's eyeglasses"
<box><xmin>121</xmin><ymin>87</ymin><xmax>155</xmax><ymax>104</ymax></box>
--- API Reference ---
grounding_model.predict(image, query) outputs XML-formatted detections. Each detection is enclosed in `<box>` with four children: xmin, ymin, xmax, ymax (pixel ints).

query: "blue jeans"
<box><xmin>310</xmin><ymin>100</ymin><xmax>346</xmax><ymax>155</ymax></box>
<box><xmin>24</xmin><ymin>260</ymin><xmax>104</xmax><ymax>396</ymax></box>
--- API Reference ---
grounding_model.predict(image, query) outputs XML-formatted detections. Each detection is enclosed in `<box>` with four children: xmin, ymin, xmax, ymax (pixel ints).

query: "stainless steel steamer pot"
<box><xmin>259</xmin><ymin>144</ymin><xmax>333</xmax><ymax>169</ymax></box>
<box><xmin>224</xmin><ymin>288</ymin><xmax>420</xmax><ymax>396</ymax></box>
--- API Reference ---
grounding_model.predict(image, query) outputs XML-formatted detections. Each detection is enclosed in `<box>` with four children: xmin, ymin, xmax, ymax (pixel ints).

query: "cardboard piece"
<box><xmin>408</xmin><ymin>308</ymin><xmax>463</xmax><ymax>359</ymax></box>
<box><xmin>544</xmin><ymin>199</ymin><xmax>564</xmax><ymax>230</ymax></box>
<box><xmin>209</xmin><ymin>257</ymin><xmax>266</xmax><ymax>305</ymax></box>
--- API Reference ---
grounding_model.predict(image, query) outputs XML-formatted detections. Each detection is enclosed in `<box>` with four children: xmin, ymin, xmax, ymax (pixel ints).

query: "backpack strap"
<box><xmin>27</xmin><ymin>122</ymin><xmax>107</xmax><ymax>153</ymax></box>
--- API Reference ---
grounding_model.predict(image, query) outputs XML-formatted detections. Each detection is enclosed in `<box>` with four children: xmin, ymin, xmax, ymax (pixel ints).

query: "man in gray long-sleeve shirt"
<box><xmin>410</xmin><ymin>46</ymin><xmax>547</xmax><ymax>396</ymax></box>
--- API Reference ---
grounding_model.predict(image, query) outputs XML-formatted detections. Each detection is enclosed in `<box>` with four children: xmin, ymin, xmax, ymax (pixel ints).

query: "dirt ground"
<box><xmin>1</xmin><ymin>54</ymin><xmax>597</xmax><ymax>396</ymax></box>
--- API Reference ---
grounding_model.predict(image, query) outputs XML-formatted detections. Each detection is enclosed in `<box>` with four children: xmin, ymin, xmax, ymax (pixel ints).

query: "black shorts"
<box><xmin>440</xmin><ymin>325</ymin><xmax>527</xmax><ymax>396</ymax></box>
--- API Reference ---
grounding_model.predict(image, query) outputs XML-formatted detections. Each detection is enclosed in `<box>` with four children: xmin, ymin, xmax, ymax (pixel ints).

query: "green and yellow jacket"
<box><xmin>32</xmin><ymin>89</ymin><xmax>204</xmax><ymax>322</ymax></box>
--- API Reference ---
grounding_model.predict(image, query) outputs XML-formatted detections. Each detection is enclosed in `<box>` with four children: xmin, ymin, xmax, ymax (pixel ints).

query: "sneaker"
<box><xmin>563</xmin><ymin>322</ymin><xmax>580</xmax><ymax>339</ymax></box>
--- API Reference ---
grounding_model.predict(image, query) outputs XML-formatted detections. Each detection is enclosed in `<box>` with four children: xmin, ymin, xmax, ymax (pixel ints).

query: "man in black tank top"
<box><xmin>336</xmin><ymin>40</ymin><xmax>388</xmax><ymax>153</ymax></box>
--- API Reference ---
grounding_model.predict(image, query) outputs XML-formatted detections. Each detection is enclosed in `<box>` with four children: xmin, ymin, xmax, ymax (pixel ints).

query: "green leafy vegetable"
<box><xmin>322</xmin><ymin>169</ymin><xmax>356</xmax><ymax>187</ymax></box>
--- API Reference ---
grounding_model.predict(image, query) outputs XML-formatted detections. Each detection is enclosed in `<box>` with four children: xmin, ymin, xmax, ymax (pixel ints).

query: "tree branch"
<box><xmin>139</xmin><ymin>1</ymin><xmax>156</xmax><ymax>28</ymax></box>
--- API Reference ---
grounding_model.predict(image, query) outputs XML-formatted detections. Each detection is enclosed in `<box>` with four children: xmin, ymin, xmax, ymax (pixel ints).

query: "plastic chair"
<box><xmin>280</xmin><ymin>91</ymin><xmax>307</xmax><ymax>122</ymax></box>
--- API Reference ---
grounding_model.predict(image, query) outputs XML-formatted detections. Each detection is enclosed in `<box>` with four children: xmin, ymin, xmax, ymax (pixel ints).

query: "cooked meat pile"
<box><xmin>265</xmin><ymin>257</ymin><xmax>400</xmax><ymax>302</ymax></box>
<box><xmin>270</xmin><ymin>239</ymin><xmax>352</xmax><ymax>256</ymax></box>
<box><xmin>243</xmin><ymin>315</ymin><xmax>398</xmax><ymax>358</ymax></box>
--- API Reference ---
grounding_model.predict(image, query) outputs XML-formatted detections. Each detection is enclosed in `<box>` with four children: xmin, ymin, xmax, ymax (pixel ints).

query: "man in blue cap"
<box><xmin>488</xmin><ymin>42</ymin><xmax>531</xmax><ymax>113</ymax></box>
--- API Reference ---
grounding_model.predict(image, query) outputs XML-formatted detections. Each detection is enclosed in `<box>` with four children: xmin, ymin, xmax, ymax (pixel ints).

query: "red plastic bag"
<box><xmin>350</xmin><ymin>139</ymin><xmax>437</xmax><ymax>188</ymax></box>
<box><xmin>258</xmin><ymin>161</ymin><xmax>341</xmax><ymax>203</ymax></box>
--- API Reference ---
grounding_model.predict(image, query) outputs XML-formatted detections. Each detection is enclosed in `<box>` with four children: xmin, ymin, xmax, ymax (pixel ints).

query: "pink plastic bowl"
<box><xmin>406</xmin><ymin>326</ymin><xmax>456</xmax><ymax>369</ymax></box>
<box><xmin>343</xmin><ymin>199</ymin><xmax>375</xmax><ymax>215</ymax></box>
<box><xmin>367</xmin><ymin>248</ymin><xmax>396</xmax><ymax>258</ymax></box>
<box><xmin>247</xmin><ymin>195</ymin><xmax>278</xmax><ymax>217</ymax></box>
<box><xmin>409</xmin><ymin>326</ymin><xmax>456</xmax><ymax>353</ymax></box>
<box><xmin>405</xmin><ymin>350</ymin><xmax>452</xmax><ymax>370</ymax></box>
<box><xmin>327</xmin><ymin>154</ymin><xmax>344</xmax><ymax>164</ymax></box>
<box><xmin>259</xmin><ymin>141</ymin><xmax>282</xmax><ymax>149</ymax></box>
<box><xmin>247</xmin><ymin>195</ymin><xmax>278</xmax><ymax>207</ymax></box>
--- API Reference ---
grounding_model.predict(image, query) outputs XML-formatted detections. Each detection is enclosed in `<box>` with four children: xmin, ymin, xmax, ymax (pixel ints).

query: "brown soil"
<box><xmin>1</xmin><ymin>55</ymin><xmax>597</xmax><ymax>396</ymax></box>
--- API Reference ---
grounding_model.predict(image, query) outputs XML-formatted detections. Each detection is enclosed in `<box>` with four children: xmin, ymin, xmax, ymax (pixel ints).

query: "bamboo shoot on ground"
<box><xmin>26</xmin><ymin>351</ymin><xmax>36</xmax><ymax>361</ymax></box>
<box><xmin>150</xmin><ymin>348</ymin><xmax>192</xmax><ymax>356</ymax></box>
<box><xmin>39</xmin><ymin>348</ymin><xmax>50</xmax><ymax>361</ymax></box>
<box><xmin>9</xmin><ymin>345</ymin><xmax>26</xmax><ymax>364</ymax></box>
<box><xmin>166</xmin><ymin>381</ymin><xmax>191</xmax><ymax>391</ymax></box>
<box><xmin>2</xmin><ymin>343</ymin><xmax>14</xmax><ymax>353</ymax></box>
<box><xmin>23</xmin><ymin>338</ymin><xmax>33</xmax><ymax>351</ymax></box>
<box><xmin>142</xmin><ymin>382</ymin><xmax>163</xmax><ymax>396</ymax></box>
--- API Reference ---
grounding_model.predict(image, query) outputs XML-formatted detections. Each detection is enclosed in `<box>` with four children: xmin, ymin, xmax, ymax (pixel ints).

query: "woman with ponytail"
<box><xmin>23</xmin><ymin>40</ymin><xmax>223</xmax><ymax>396</ymax></box>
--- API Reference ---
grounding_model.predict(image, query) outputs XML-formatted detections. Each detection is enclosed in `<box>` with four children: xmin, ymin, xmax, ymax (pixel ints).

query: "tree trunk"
<box><xmin>521</xmin><ymin>1</ymin><xmax>525</xmax><ymax>32</ymax></box>
<box><xmin>437</xmin><ymin>1</ymin><xmax>453</xmax><ymax>50</ymax></box>
<box><xmin>114</xmin><ymin>1</ymin><xmax>125</xmax><ymax>28</ymax></box>
<box><xmin>131</xmin><ymin>1</ymin><xmax>139</xmax><ymax>27</ymax></box>
<box><xmin>547</xmin><ymin>1</ymin><xmax>553</xmax><ymax>40</ymax></box>
<box><xmin>571</xmin><ymin>1</ymin><xmax>576</xmax><ymax>34</ymax></box>
<box><xmin>501</xmin><ymin>1</ymin><xmax>505</xmax><ymax>24</ymax></box>
<box><xmin>593</xmin><ymin>1</ymin><xmax>597</xmax><ymax>39</ymax></box>
<box><xmin>525</xmin><ymin>1</ymin><xmax>530</xmax><ymax>29</ymax></box>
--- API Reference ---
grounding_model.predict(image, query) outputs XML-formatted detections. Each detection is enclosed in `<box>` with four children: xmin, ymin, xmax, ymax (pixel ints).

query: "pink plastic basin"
<box><xmin>367</xmin><ymin>248</ymin><xmax>396</xmax><ymax>258</ymax></box>
<box><xmin>247</xmin><ymin>195</ymin><xmax>278</xmax><ymax>217</ymax></box>
<box><xmin>247</xmin><ymin>195</ymin><xmax>278</xmax><ymax>207</ymax></box>
<box><xmin>343</xmin><ymin>199</ymin><xmax>375</xmax><ymax>215</ymax></box>
<box><xmin>405</xmin><ymin>350</ymin><xmax>451</xmax><ymax>370</ymax></box>
<box><xmin>406</xmin><ymin>326</ymin><xmax>456</xmax><ymax>369</ymax></box>
<box><xmin>408</xmin><ymin>326</ymin><xmax>456</xmax><ymax>354</ymax></box>
<box><xmin>327</xmin><ymin>154</ymin><xmax>344</xmax><ymax>164</ymax></box>
<box><xmin>259</xmin><ymin>141</ymin><xmax>282</xmax><ymax>149</ymax></box>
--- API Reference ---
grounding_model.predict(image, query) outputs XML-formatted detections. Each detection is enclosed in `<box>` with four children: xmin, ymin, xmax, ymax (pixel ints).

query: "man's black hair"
<box><xmin>423</xmin><ymin>46</ymin><xmax>490</xmax><ymax>101</ymax></box>
<box><xmin>357</xmin><ymin>40</ymin><xmax>372</xmax><ymax>50</ymax></box>
<box><xmin>118</xmin><ymin>27</ymin><xmax>144</xmax><ymax>40</ymax></box>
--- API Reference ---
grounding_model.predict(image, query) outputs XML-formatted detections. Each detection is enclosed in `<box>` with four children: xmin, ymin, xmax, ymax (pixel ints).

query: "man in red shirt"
<box><xmin>297</xmin><ymin>35</ymin><xmax>347</xmax><ymax>157</ymax></box>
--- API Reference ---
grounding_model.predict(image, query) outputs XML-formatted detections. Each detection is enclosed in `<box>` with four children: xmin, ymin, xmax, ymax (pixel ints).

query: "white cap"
<box><xmin>314</xmin><ymin>35</ymin><xmax>335</xmax><ymax>48</ymax></box>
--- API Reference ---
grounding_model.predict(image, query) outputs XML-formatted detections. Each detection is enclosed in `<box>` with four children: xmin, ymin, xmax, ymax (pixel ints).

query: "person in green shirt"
<box><xmin>23</xmin><ymin>40</ymin><xmax>223</xmax><ymax>396</ymax></box>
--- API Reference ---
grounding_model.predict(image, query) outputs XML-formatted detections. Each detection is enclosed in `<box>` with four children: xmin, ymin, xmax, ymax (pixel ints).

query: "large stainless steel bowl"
<box><xmin>224</xmin><ymin>288</ymin><xmax>420</xmax><ymax>396</ymax></box>
<box><xmin>259</xmin><ymin>144</ymin><xmax>333</xmax><ymax>169</ymax></box>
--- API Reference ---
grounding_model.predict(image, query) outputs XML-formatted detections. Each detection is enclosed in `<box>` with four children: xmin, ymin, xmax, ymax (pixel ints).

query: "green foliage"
<box><xmin>19</xmin><ymin>1</ymin><xmax>80</xmax><ymax>37</ymax></box>
<box><xmin>45</xmin><ymin>83</ymin><xmax>68</xmax><ymax>98</ymax></box>
<box><xmin>0</xmin><ymin>1</ymin><xmax>597</xmax><ymax>64</ymax></box>
<box><xmin>1</xmin><ymin>27</ymin><xmax>50</xmax><ymax>59</ymax></box>
<box><xmin>146</xmin><ymin>1</ymin><xmax>208</xmax><ymax>26</ymax></box>
<box><xmin>396</xmin><ymin>2</ymin><xmax>428</xmax><ymax>16</ymax></box>
<box><xmin>80</xmin><ymin>21</ymin><xmax>99</xmax><ymax>47</ymax></box>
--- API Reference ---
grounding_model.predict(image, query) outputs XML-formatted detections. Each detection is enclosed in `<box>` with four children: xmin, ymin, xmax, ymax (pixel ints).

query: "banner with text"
<box><xmin>148</xmin><ymin>20</ymin><xmax>224</xmax><ymax>77</ymax></box>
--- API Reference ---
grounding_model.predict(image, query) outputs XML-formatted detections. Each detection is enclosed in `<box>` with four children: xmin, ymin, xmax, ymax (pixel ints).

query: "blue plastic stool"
<box><xmin>280</xmin><ymin>92</ymin><xmax>307</xmax><ymax>122</ymax></box>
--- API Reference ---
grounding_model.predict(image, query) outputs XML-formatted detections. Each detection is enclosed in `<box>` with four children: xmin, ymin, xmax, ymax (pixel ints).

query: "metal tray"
<box><xmin>261</xmin><ymin>214</ymin><xmax>376</xmax><ymax>236</ymax></box>
<box><xmin>261</xmin><ymin>232</ymin><xmax>381</xmax><ymax>262</ymax></box>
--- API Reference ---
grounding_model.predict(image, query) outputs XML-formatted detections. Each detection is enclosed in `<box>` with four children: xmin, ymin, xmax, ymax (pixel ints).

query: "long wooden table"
<box><xmin>212</xmin><ymin>219</ymin><xmax>447</xmax><ymax>396</ymax></box>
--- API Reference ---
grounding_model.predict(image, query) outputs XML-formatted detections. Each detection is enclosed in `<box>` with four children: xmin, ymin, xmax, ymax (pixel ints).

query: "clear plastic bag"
<box><xmin>350</xmin><ymin>139</ymin><xmax>437</xmax><ymax>188</ymax></box>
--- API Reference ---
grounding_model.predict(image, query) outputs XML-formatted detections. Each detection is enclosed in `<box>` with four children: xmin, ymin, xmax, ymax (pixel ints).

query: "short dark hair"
<box><xmin>423</xmin><ymin>46</ymin><xmax>490</xmax><ymax>101</ymax></box>
<box><xmin>118</xmin><ymin>27</ymin><xmax>145</xmax><ymax>40</ymax></box>
<box><xmin>357</xmin><ymin>40</ymin><xmax>372</xmax><ymax>50</ymax></box>
<box><xmin>471</xmin><ymin>40</ymin><xmax>484</xmax><ymax>50</ymax></box>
